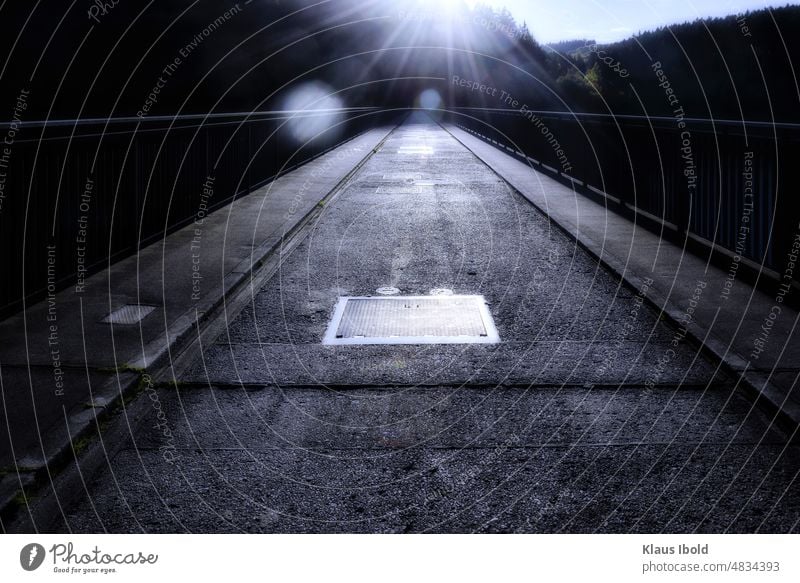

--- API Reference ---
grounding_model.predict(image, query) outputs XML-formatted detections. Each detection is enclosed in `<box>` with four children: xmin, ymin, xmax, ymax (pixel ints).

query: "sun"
<box><xmin>439</xmin><ymin>0</ymin><xmax>467</xmax><ymax>16</ymax></box>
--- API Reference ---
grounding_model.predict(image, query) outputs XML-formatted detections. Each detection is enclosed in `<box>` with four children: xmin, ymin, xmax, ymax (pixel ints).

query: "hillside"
<box><xmin>544</xmin><ymin>5</ymin><xmax>800</xmax><ymax>120</ymax></box>
<box><xmin>1</xmin><ymin>1</ymin><xmax>797</xmax><ymax>121</ymax></box>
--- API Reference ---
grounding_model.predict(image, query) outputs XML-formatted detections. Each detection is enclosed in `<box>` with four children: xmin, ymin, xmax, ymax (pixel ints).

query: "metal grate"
<box><xmin>323</xmin><ymin>295</ymin><xmax>499</xmax><ymax>345</ymax></box>
<box><xmin>101</xmin><ymin>304</ymin><xmax>156</xmax><ymax>325</ymax></box>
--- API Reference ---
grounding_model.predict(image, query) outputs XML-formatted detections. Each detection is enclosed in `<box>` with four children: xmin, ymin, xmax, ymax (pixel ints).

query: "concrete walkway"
<box><xmin>447</xmin><ymin>123</ymin><xmax>800</xmax><ymax>431</ymax></box>
<box><xmin>37</xmin><ymin>113</ymin><xmax>799</xmax><ymax>534</ymax></box>
<box><xmin>0</xmin><ymin>124</ymin><xmax>397</xmax><ymax>522</ymax></box>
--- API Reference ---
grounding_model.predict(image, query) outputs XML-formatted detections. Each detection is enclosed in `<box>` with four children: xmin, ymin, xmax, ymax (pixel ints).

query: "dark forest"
<box><xmin>2</xmin><ymin>1</ymin><xmax>798</xmax><ymax>122</ymax></box>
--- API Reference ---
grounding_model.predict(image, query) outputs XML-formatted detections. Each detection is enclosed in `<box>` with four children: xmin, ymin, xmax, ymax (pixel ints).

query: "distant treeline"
<box><xmin>1</xmin><ymin>1</ymin><xmax>798</xmax><ymax>122</ymax></box>
<box><xmin>545</xmin><ymin>5</ymin><xmax>800</xmax><ymax>121</ymax></box>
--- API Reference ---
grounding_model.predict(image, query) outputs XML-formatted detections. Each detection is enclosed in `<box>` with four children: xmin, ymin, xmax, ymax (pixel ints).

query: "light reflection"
<box><xmin>397</xmin><ymin>146</ymin><xmax>434</xmax><ymax>155</ymax></box>
<box><xmin>282</xmin><ymin>81</ymin><xmax>344</xmax><ymax>145</ymax></box>
<box><xmin>419</xmin><ymin>88</ymin><xmax>443</xmax><ymax>110</ymax></box>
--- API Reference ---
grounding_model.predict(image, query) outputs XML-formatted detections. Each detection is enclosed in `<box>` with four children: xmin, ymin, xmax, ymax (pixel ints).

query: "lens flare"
<box><xmin>418</xmin><ymin>89</ymin><xmax>443</xmax><ymax>110</ymax></box>
<box><xmin>282</xmin><ymin>81</ymin><xmax>344</xmax><ymax>145</ymax></box>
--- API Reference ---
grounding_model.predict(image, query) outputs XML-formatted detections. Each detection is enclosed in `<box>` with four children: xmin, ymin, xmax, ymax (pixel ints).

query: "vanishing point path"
<box><xmin>54</xmin><ymin>113</ymin><xmax>798</xmax><ymax>533</ymax></box>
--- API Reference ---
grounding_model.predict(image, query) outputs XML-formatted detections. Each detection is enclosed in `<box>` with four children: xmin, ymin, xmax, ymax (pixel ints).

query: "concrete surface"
<box><xmin>447</xmin><ymin>122</ymin><xmax>800</xmax><ymax>427</ymax></box>
<box><xmin>0</xmin><ymin>124</ymin><xmax>397</xmax><ymax>523</ymax></box>
<box><xmin>37</xmin><ymin>113</ymin><xmax>798</xmax><ymax>533</ymax></box>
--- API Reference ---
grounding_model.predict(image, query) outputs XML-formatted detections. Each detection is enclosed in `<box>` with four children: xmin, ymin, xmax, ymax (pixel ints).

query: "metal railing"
<box><xmin>447</xmin><ymin>107</ymin><xmax>800</xmax><ymax>284</ymax></box>
<box><xmin>0</xmin><ymin>108</ymin><xmax>396</xmax><ymax>317</ymax></box>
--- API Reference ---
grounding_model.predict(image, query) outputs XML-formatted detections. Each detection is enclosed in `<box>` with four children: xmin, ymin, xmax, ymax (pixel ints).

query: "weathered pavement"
<box><xmin>0</xmin><ymin>124</ymin><xmax>395</xmax><ymax>522</ymax></box>
<box><xmin>48</xmin><ymin>113</ymin><xmax>799</xmax><ymax>533</ymax></box>
<box><xmin>447</xmin><ymin>122</ymin><xmax>800</xmax><ymax>430</ymax></box>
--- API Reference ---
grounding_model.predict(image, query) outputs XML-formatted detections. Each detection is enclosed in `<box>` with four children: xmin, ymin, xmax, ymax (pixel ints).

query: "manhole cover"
<box><xmin>101</xmin><ymin>304</ymin><xmax>156</xmax><ymax>325</ymax></box>
<box><xmin>322</xmin><ymin>295</ymin><xmax>499</xmax><ymax>345</ymax></box>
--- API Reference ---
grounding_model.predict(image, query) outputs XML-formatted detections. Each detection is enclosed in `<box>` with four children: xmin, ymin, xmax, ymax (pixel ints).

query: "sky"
<box><xmin>471</xmin><ymin>0</ymin><xmax>797</xmax><ymax>43</ymax></box>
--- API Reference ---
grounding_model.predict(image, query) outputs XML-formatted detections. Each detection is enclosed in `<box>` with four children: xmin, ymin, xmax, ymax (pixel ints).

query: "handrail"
<box><xmin>8</xmin><ymin>106</ymin><xmax>796</xmax><ymax>130</ymax></box>
<box><xmin>9</xmin><ymin>106</ymin><xmax>795</xmax><ymax>131</ymax></box>
<box><xmin>0</xmin><ymin>106</ymin><xmax>399</xmax><ymax>316</ymax></box>
<box><xmin>447</xmin><ymin>106</ymin><xmax>798</xmax><ymax>291</ymax></box>
<box><xmin>0</xmin><ymin>106</ymin><xmax>382</xmax><ymax>129</ymax></box>
<box><xmin>448</xmin><ymin>106</ymin><xmax>800</xmax><ymax>130</ymax></box>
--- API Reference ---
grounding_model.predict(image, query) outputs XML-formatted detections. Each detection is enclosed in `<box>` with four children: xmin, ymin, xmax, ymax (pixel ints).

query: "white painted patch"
<box><xmin>101</xmin><ymin>304</ymin><xmax>156</xmax><ymax>325</ymax></box>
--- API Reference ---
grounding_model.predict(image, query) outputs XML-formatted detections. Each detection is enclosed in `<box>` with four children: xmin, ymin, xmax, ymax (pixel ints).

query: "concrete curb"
<box><xmin>443</xmin><ymin>123</ymin><xmax>799</xmax><ymax>436</ymax></box>
<box><xmin>1</xmin><ymin>123</ymin><xmax>400</xmax><ymax>530</ymax></box>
